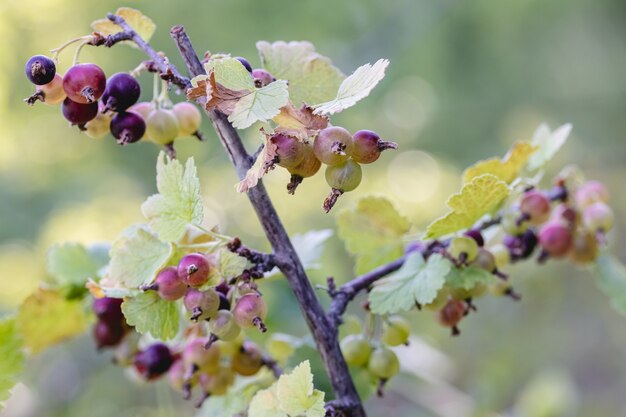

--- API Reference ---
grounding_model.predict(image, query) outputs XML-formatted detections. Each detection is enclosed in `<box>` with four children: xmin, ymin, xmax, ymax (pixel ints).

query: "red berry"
<box><xmin>539</xmin><ymin>222</ymin><xmax>573</xmax><ymax>257</ymax></box>
<box><xmin>63</xmin><ymin>63</ymin><xmax>106</xmax><ymax>104</ymax></box>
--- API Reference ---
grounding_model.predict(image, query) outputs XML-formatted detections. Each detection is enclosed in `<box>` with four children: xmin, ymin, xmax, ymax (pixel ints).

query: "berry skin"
<box><xmin>199</xmin><ymin>368</ymin><xmax>235</xmax><ymax>396</ymax></box>
<box><xmin>449</xmin><ymin>236</ymin><xmax>479</xmax><ymax>263</ymax></box>
<box><xmin>501</xmin><ymin>209</ymin><xmax>530</xmax><ymax>235</ymax></box>
<box><xmin>381</xmin><ymin>316</ymin><xmax>411</xmax><ymax>347</ymax></box>
<box><xmin>110</xmin><ymin>111</ymin><xmax>146</xmax><ymax>145</ymax></box>
<box><xmin>464</xmin><ymin>229</ymin><xmax>484</xmax><ymax>247</ymax></box>
<box><xmin>235</xmin><ymin>57</ymin><xmax>253</xmax><ymax>73</ymax></box>
<box><xmin>27</xmin><ymin>74</ymin><xmax>66</xmax><ymax>105</ymax></box>
<box><xmin>325</xmin><ymin>159</ymin><xmax>362</xmax><ymax>192</ymax></box>
<box><xmin>582</xmin><ymin>202</ymin><xmax>614</xmax><ymax>233</ymax></box>
<box><xmin>25</xmin><ymin>55</ymin><xmax>56</xmax><ymax>85</ymax></box>
<box><xmin>134</xmin><ymin>343</ymin><xmax>174</xmax><ymax>380</ymax></box>
<box><xmin>367</xmin><ymin>347</ymin><xmax>400</xmax><ymax>380</ymax></box>
<box><xmin>438</xmin><ymin>299</ymin><xmax>466</xmax><ymax>334</ymax></box>
<box><xmin>233</xmin><ymin>293</ymin><xmax>267</xmax><ymax>332</ymax></box>
<box><xmin>576</xmin><ymin>180</ymin><xmax>609</xmax><ymax>208</ymax></box>
<box><xmin>252</xmin><ymin>68</ymin><xmax>275</xmax><ymax>87</ymax></box>
<box><xmin>146</xmin><ymin>108</ymin><xmax>180</xmax><ymax>145</ymax></box>
<box><xmin>178</xmin><ymin>253</ymin><xmax>214</xmax><ymax>287</ymax></box>
<box><xmin>93</xmin><ymin>297</ymin><xmax>124</xmax><ymax>323</ymax></box>
<box><xmin>287</xmin><ymin>142</ymin><xmax>322</xmax><ymax>194</ymax></box>
<box><xmin>101</xmin><ymin>72</ymin><xmax>141</xmax><ymax>112</ymax></box>
<box><xmin>314</xmin><ymin>126</ymin><xmax>354</xmax><ymax>166</ymax></box>
<box><xmin>504</xmin><ymin>230</ymin><xmax>538</xmax><ymax>261</ymax></box>
<box><xmin>569</xmin><ymin>230</ymin><xmax>599</xmax><ymax>264</ymax></box>
<box><xmin>183</xmin><ymin>338</ymin><xmax>221</xmax><ymax>374</ymax></box>
<box><xmin>155</xmin><ymin>267</ymin><xmax>187</xmax><ymax>301</ymax></box>
<box><xmin>272</xmin><ymin>134</ymin><xmax>305</xmax><ymax>169</ymax></box>
<box><xmin>232</xmin><ymin>341</ymin><xmax>264</xmax><ymax>376</ymax></box>
<box><xmin>63</xmin><ymin>63</ymin><xmax>106</xmax><ymax>104</ymax></box>
<box><xmin>172</xmin><ymin>102</ymin><xmax>202</xmax><ymax>137</ymax></box>
<box><xmin>62</xmin><ymin>98</ymin><xmax>98</xmax><ymax>125</ymax></box>
<box><xmin>167</xmin><ymin>359</ymin><xmax>186</xmax><ymax>392</ymax></box>
<box><xmin>471</xmin><ymin>248</ymin><xmax>497</xmax><ymax>273</ymax></box>
<box><xmin>520</xmin><ymin>190</ymin><xmax>551</xmax><ymax>225</ymax></box>
<box><xmin>539</xmin><ymin>222</ymin><xmax>574</xmax><ymax>258</ymax></box>
<box><xmin>340</xmin><ymin>334</ymin><xmax>372</xmax><ymax>367</ymax></box>
<box><xmin>84</xmin><ymin>112</ymin><xmax>112</xmax><ymax>139</ymax></box>
<box><xmin>183</xmin><ymin>288</ymin><xmax>219</xmax><ymax>321</ymax></box>
<box><xmin>351</xmin><ymin>130</ymin><xmax>398</xmax><ymax>164</ymax></box>
<box><xmin>551</xmin><ymin>204</ymin><xmax>578</xmax><ymax>228</ymax></box>
<box><xmin>209</xmin><ymin>310</ymin><xmax>241</xmax><ymax>342</ymax></box>
<box><xmin>489</xmin><ymin>244</ymin><xmax>511</xmax><ymax>269</ymax></box>
<box><xmin>93</xmin><ymin>320</ymin><xmax>126</xmax><ymax>349</ymax></box>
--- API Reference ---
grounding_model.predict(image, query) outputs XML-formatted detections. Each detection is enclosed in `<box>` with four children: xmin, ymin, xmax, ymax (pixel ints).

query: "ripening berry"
<box><xmin>489</xmin><ymin>244</ymin><xmax>511</xmax><ymax>269</ymax></box>
<box><xmin>134</xmin><ymin>343</ymin><xmax>174</xmax><ymax>380</ymax></box>
<box><xmin>576</xmin><ymin>180</ymin><xmax>609</xmax><ymax>208</ymax></box>
<box><xmin>235</xmin><ymin>57</ymin><xmax>253</xmax><ymax>73</ymax></box>
<box><xmin>450</xmin><ymin>283</ymin><xmax>487</xmax><ymax>300</ymax></box>
<box><xmin>110</xmin><ymin>111</ymin><xmax>146</xmax><ymax>145</ymax></box>
<box><xmin>61</xmin><ymin>98</ymin><xmax>98</xmax><ymax>125</ymax></box>
<box><xmin>101</xmin><ymin>72</ymin><xmax>141</xmax><ymax>112</ymax></box>
<box><xmin>501</xmin><ymin>209</ymin><xmax>530</xmax><ymax>235</ymax></box>
<box><xmin>154</xmin><ymin>267</ymin><xmax>187</xmax><ymax>301</ymax></box>
<box><xmin>569</xmin><ymin>230</ymin><xmax>599</xmax><ymax>264</ymax></box>
<box><xmin>167</xmin><ymin>359</ymin><xmax>186</xmax><ymax>392</ymax></box>
<box><xmin>178</xmin><ymin>253</ymin><xmax>215</xmax><ymax>287</ymax></box>
<box><xmin>350</xmin><ymin>130</ymin><xmax>398</xmax><ymax>164</ymax></box>
<box><xmin>93</xmin><ymin>320</ymin><xmax>126</xmax><ymax>349</ymax></box>
<box><xmin>438</xmin><ymin>299</ymin><xmax>466</xmax><ymax>331</ymax></box>
<box><xmin>471</xmin><ymin>248</ymin><xmax>497</xmax><ymax>273</ymax></box>
<box><xmin>449</xmin><ymin>236</ymin><xmax>479</xmax><ymax>263</ymax></box>
<box><xmin>381</xmin><ymin>316</ymin><xmax>411</xmax><ymax>347</ymax></box>
<box><xmin>340</xmin><ymin>334</ymin><xmax>372</xmax><ymax>367</ymax></box>
<box><xmin>464</xmin><ymin>229</ymin><xmax>484</xmax><ymax>247</ymax></box>
<box><xmin>233</xmin><ymin>293</ymin><xmax>267</xmax><ymax>332</ymax></box>
<box><xmin>314</xmin><ymin>126</ymin><xmax>354</xmax><ymax>166</ymax></box>
<box><xmin>325</xmin><ymin>159</ymin><xmax>362</xmax><ymax>192</ymax></box>
<box><xmin>424</xmin><ymin>286</ymin><xmax>450</xmax><ymax>311</ymax></box>
<box><xmin>287</xmin><ymin>142</ymin><xmax>322</xmax><ymax>194</ymax></box>
<box><xmin>36</xmin><ymin>74</ymin><xmax>66</xmax><ymax>105</ymax></box>
<box><xmin>146</xmin><ymin>108</ymin><xmax>180</xmax><ymax>145</ymax></box>
<box><xmin>128</xmin><ymin>101</ymin><xmax>153</xmax><ymax>120</ymax></box>
<box><xmin>84</xmin><ymin>112</ymin><xmax>112</xmax><ymax>139</ymax></box>
<box><xmin>93</xmin><ymin>297</ymin><xmax>124</xmax><ymax>323</ymax></box>
<box><xmin>520</xmin><ymin>190</ymin><xmax>551</xmax><ymax>225</ymax></box>
<box><xmin>252</xmin><ymin>68</ymin><xmax>275</xmax><ymax>87</ymax></box>
<box><xmin>199</xmin><ymin>368</ymin><xmax>235</xmax><ymax>396</ymax></box>
<box><xmin>172</xmin><ymin>102</ymin><xmax>202</xmax><ymax>137</ymax></box>
<box><xmin>63</xmin><ymin>63</ymin><xmax>106</xmax><ymax>104</ymax></box>
<box><xmin>272</xmin><ymin>134</ymin><xmax>305</xmax><ymax>169</ymax></box>
<box><xmin>232</xmin><ymin>341</ymin><xmax>264</xmax><ymax>376</ymax></box>
<box><xmin>582</xmin><ymin>202</ymin><xmax>614</xmax><ymax>233</ymax></box>
<box><xmin>488</xmin><ymin>279</ymin><xmax>514</xmax><ymax>297</ymax></box>
<box><xmin>209</xmin><ymin>310</ymin><xmax>241</xmax><ymax>341</ymax></box>
<box><xmin>367</xmin><ymin>347</ymin><xmax>400</xmax><ymax>380</ymax></box>
<box><xmin>539</xmin><ymin>222</ymin><xmax>574</xmax><ymax>258</ymax></box>
<box><xmin>25</xmin><ymin>55</ymin><xmax>56</xmax><ymax>85</ymax></box>
<box><xmin>183</xmin><ymin>338</ymin><xmax>221</xmax><ymax>374</ymax></box>
<box><xmin>551</xmin><ymin>204</ymin><xmax>578</xmax><ymax>228</ymax></box>
<box><xmin>183</xmin><ymin>288</ymin><xmax>219</xmax><ymax>321</ymax></box>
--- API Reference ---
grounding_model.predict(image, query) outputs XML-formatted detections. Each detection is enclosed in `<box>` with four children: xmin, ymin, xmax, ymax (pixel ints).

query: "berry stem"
<box><xmin>50</xmin><ymin>35</ymin><xmax>93</xmax><ymax>62</ymax></box>
<box><xmin>287</xmin><ymin>174</ymin><xmax>304</xmax><ymax>195</ymax></box>
<box><xmin>378</xmin><ymin>140</ymin><xmax>398</xmax><ymax>151</ymax></box>
<box><xmin>323</xmin><ymin>188</ymin><xmax>343</xmax><ymax>213</ymax></box>
<box><xmin>24</xmin><ymin>90</ymin><xmax>45</xmax><ymax>105</ymax></box>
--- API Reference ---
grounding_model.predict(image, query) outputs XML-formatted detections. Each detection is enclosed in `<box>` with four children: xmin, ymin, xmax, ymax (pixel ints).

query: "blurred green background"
<box><xmin>1</xmin><ymin>0</ymin><xmax>626</xmax><ymax>416</ymax></box>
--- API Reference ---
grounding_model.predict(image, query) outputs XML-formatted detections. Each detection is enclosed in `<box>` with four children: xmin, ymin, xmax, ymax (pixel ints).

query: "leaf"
<box><xmin>0</xmin><ymin>318</ymin><xmax>24</xmax><ymax>407</ymax></box>
<box><xmin>463</xmin><ymin>141</ymin><xmax>538</xmax><ymax>184</ymax></box>
<box><xmin>122</xmin><ymin>291</ymin><xmax>180</xmax><ymax>340</ymax></box>
<box><xmin>593</xmin><ymin>251</ymin><xmax>626</xmax><ymax>317</ymax></box>
<box><xmin>313</xmin><ymin>59</ymin><xmax>389</xmax><ymax>115</ymax></box>
<box><xmin>199</xmin><ymin>373</ymin><xmax>272</xmax><ymax>417</ymax></box>
<box><xmin>206</xmin><ymin>57</ymin><xmax>256</xmax><ymax>91</ymax></box>
<box><xmin>219</xmin><ymin>249</ymin><xmax>249</xmax><ymax>280</ymax></box>
<box><xmin>47</xmin><ymin>243</ymin><xmax>100</xmax><ymax>286</ymax></box>
<box><xmin>337</xmin><ymin>197</ymin><xmax>410</xmax><ymax>275</ymax></box>
<box><xmin>187</xmin><ymin>73</ymin><xmax>248</xmax><ymax>115</ymax></box>
<box><xmin>445</xmin><ymin>266</ymin><xmax>498</xmax><ymax>290</ymax></box>
<box><xmin>425</xmin><ymin>174</ymin><xmax>509</xmax><ymax>239</ymax></box>
<box><xmin>229</xmin><ymin>80</ymin><xmax>290</xmax><ymax>129</ymax></box>
<box><xmin>368</xmin><ymin>253</ymin><xmax>451</xmax><ymax>314</ymax></box>
<box><xmin>109</xmin><ymin>225</ymin><xmax>172</xmax><ymax>288</ymax></box>
<box><xmin>142</xmin><ymin>152</ymin><xmax>203</xmax><ymax>242</ymax></box>
<box><xmin>272</xmin><ymin>103</ymin><xmax>329</xmax><ymax>141</ymax></box>
<box><xmin>526</xmin><ymin>123</ymin><xmax>572</xmax><ymax>172</ymax></box>
<box><xmin>236</xmin><ymin>132</ymin><xmax>278</xmax><ymax>193</ymax></box>
<box><xmin>16</xmin><ymin>288</ymin><xmax>88</xmax><ymax>353</ymax></box>
<box><xmin>291</xmin><ymin>229</ymin><xmax>333</xmax><ymax>271</ymax></box>
<box><xmin>248</xmin><ymin>385</ymin><xmax>285</xmax><ymax>417</ymax></box>
<box><xmin>91</xmin><ymin>7</ymin><xmax>156</xmax><ymax>46</ymax></box>
<box><xmin>257</xmin><ymin>41</ymin><xmax>345</xmax><ymax>106</ymax></box>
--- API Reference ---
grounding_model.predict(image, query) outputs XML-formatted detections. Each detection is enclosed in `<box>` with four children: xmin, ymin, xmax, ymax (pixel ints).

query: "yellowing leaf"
<box><xmin>313</xmin><ymin>59</ymin><xmax>389</xmax><ymax>115</ymax></box>
<box><xmin>109</xmin><ymin>225</ymin><xmax>172</xmax><ymax>288</ymax></box>
<box><xmin>463</xmin><ymin>141</ymin><xmax>537</xmax><ymax>184</ymax></box>
<box><xmin>257</xmin><ymin>41</ymin><xmax>345</xmax><ymax>106</ymax></box>
<box><xmin>229</xmin><ymin>80</ymin><xmax>290</xmax><ymax>129</ymax></box>
<box><xmin>236</xmin><ymin>132</ymin><xmax>278</xmax><ymax>193</ymax></box>
<box><xmin>17</xmin><ymin>288</ymin><xmax>88</xmax><ymax>354</ymax></box>
<box><xmin>122</xmin><ymin>291</ymin><xmax>180</xmax><ymax>340</ymax></box>
<box><xmin>0</xmin><ymin>318</ymin><xmax>24</xmax><ymax>407</ymax></box>
<box><xmin>425</xmin><ymin>174</ymin><xmax>509</xmax><ymax>239</ymax></box>
<box><xmin>526</xmin><ymin>123</ymin><xmax>572</xmax><ymax>172</ymax></box>
<box><xmin>248</xmin><ymin>385</ymin><xmax>285</xmax><ymax>417</ymax></box>
<box><xmin>91</xmin><ymin>7</ymin><xmax>156</xmax><ymax>46</ymax></box>
<box><xmin>272</xmin><ymin>103</ymin><xmax>329</xmax><ymax>141</ymax></box>
<box><xmin>369</xmin><ymin>253</ymin><xmax>451</xmax><ymax>314</ymax></box>
<box><xmin>47</xmin><ymin>243</ymin><xmax>101</xmax><ymax>286</ymax></box>
<box><xmin>141</xmin><ymin>152</ymin><xmax>204</xmax><ymax>242</ymax></box>
<box><xmin>337</xmin><ymin>197</ymin><xmax>411</xmax><ymax>275</ymax></box>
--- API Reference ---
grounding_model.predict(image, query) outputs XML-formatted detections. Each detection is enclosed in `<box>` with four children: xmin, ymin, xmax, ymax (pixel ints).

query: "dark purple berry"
<box><xmin>93</xmin><ymin>320</ymin><xmax>125</xmax><ymax>349</ymax></box>
<box><xmin>464</xmin><ymin>229</ymin><xmax>484</xmax><ymax>247</ymax></box>
<box><xmin>235</xmin><ymin>57</ymin><xmax>253</xmax><ymax>73</ymax></box>
<box><xmin>25</xmin><ymin>55</ymin><xmax>56</xmax><ymax>85</ymax></box>
<box><xmin>62</xmin><ymin>98</ymin><xmax>98</xmax><ymax>125</ymax></box>
<box><xmin>504</xmin><ymin>229</ymin><xmax>538</xmax><ymax>261</ymax></box>
<box><xmin>101</xmin><ymin>72</ymin><xmax>141</xmax><ymax>112</ymax></box>
<box><xmin>134</xmin><ymin>343</ymin><xmax>174</xmax><ymax>380</ymax></box>
<box><xmin>93</xmin><ymin>297</ymin><xmax>124</xmax><ymax>323</ymax></box>
<box><xmin>218</xmin><ymin>292</ymin><xmax>231</xmax><ymax>311</ymax></box>
<box><xmin>110</xmin><ymin>111</ymin><xmax>146</xmax><ymax>145</ymax></box>
<box><xmin>177</xmin><ymin>253</ymin><xmax>213</xmax><ymax>287</ymax></box>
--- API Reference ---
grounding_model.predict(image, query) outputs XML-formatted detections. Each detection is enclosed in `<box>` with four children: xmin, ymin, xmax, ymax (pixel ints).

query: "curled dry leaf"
<box><xmin>272</xmin><ymin>102</ymin><xmax>329</xmax><ymax>141</ymax></box>
<box><xmin>236</xmin><ymin>129</ymin><xmax>279</xmax><ymax>193</ymax></box>
<box><xmin>187</xmin><ymin>73</ymin><xmax>249</xmax><ymax>115</ymax></box>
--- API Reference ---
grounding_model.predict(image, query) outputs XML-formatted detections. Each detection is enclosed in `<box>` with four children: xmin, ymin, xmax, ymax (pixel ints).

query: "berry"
<box><xmin>252</xmin><ymin>68</ymin><xmax>274</xmax><ymax>87</ymax></box>
<box><xmin>93</xmin><ymin>320</ymin><xmax>125</xmax><ymax>349</ymax></box>
<box><xmin>438</xmin><ymin>299</ymin><xmax>466</xmax><ymax>334</ymax></box>
<box><xmin>199</xmin><ymin>368</ymin><xmax>235</xmax><ymax>396</ymax></box>
<box><xmin>314</xmin><ymin>126</ymin><xmax>353</xmax><ymax>166</ymax></box>
<box><xmin>519</xmin><ymin>190</ymin><xmax>551</xmax><ymax>225</ymax></box>
<box><xmin>501</xmin><ymin>209</ymin><xmax>530</xmax><ymax>235</ymax></box>
<box><xmin>101</xmin><ymin>72</ymin><xmax>141</xmax><ymax>112</ymax></box>
<box><xmin>569</xmin><ymin>230</ymin><xmax>599</xmax><ymax>264</ymax></box>
<box><xmin>287</xmin><ymin>142</ymin><xmax>322</xmax><ymax>194</ymax></box>
<box><xmin>26</xmin><ymin>74</ymin><xmax>66</xmax><ymax>105</ymax></box>
<box><xmin>232</xmin><ymin>342</ymin><xmax>264</xmax><ymax>376</ymax></box>
<box><xmin>235</xmin><ymin>57</ymin><xmax>253</xmax><ymax>73</ymax></box>
<box><xmin>172</xmin><ymin>102</ymin><xmax>202</xmax><ymax>137</ymax></box>
<box><xmin>93</xmin><ymin>297</ymin><xmax>124</xmax><ymax>323</ymax></box>
<box><xmin>183</xmin><ymin>338</ymin><xmax>221</xmax><ymax>374</ymax></box>
<box><xmin>367</xmin><ymin>347</ymin><xmax>400</xmax><ymax>380</ymax></box>
<box><xmin>218</xmin><ymin>292</ymin><xmax>231</xmax><ymax>311</ymax></box>
<box><xmin>489</xmin><ymin>244</ymin><xmax>511</xmax><ymax>269</ymax></box>
<box><xmin>449</xmin><ymin>236</ymin><xmax>479</xmax><ymax>263</ymax></box>
<box><xmin>272</xmin><ymin>134</ymin><xmax>305</xmax><ymax>169</ymax></box>
<box><xmin>63</xmin><ymin>63</ymin><xmax>106</xmax><ymax>104</ymax></box>
<box><xmin>167</xmin><ymin>359</ymin><xmax>186</xmax><ymax>392</ymax></box>
<box><xmin>350</xmin><ymin>130</ymin><xmax>398</xmax><ymax>164</ymax></box>
<box><xmin>340</xmin><ymin>334</ymin><xmax>371</xmax><ymax>367</ymax></box>
<box><xmin>208</xmin><ymin>310</ymin><xmax>241</xmax><ymax>342</ymax></box>
<box><xmin>504</xmin><ymin>230</ymin><xmax>538</xmax><ymax>261</ymax></box>
<box><xmin>576</xmin><ymin>180</ymin><xmax>609</xmax><ymax>208</ymax></box>
<box><xmin>110</xmin><ymin>111</ymin><xmax>146</xmax><ymax>145</ymax></box>
<box><xmin>127</xmin><ymin>101</ymin><xmax>153</xmax><ymax>140</ymax></box>
<box><xmin>582</xmin><ymin>202</ymin><xmax>614</xmax><ymax>233</ymax></box>
<box><xmin>146</xmin><ymin>108</ymin><xmax>180</xmax><ymax>145</ymax></box>
<box><xmin>233</xmin><ymin>293</ymin><xmax>267</xmax><ymax>332</ymax></box>
<box><xmin>381</xmin><ymin>316</ymin><xmax>411</xmax><ymax>347</ymax></box>
<box><xmin>464</xmin><ymin>229</ymin><xmax>484</xmax><ymax>247</ymax></box>
<box><xmin>155</xmin><ymin>267</ymin><xmax>187</xmax><ymax>301</ymax></box>
<box><xmin>551</xmin><ymin>204</ymin><xmax>578</xmax><ymax>228</ymax></box>
<box><xmin>61</xmin><ymin>98</ymin><xmax>98</xmax><ymax>125</ymax></box>
<box><xmin>177</xmin><ymin>253</ymin><xmax>213</xmax><ymax>287</ymax></box>
<box><xmin>25</xmin><ymin>55</ymin><xmax>56</xmax><ymax>85</ymax></box>
<box><xmin>325</xmin><ymin>159</ymin><xmax>362</xmax><ymax>192</ymax></box>
<box><xmin>471</xmin><ymin>248</ymin><xmax>497</xmax><ymax>273</ymax></box>
<box><xmin>84</xmin><ymin>112</ymin><xmax>112</xmax><ymax>139</ymax></box>
<box><xmin>134</xmin><ymin>343</ymin><xmax>174</xmax><ymax>380</ymax></box>
<box><xmin>538</xmin><ymin>222</ymin><xmax>574</xmax><ymax>258</ymax></box>
<box><xmin>183</xmin><ymin>288</ymin><xmax>219</xmax><ymax>321</ymax></box>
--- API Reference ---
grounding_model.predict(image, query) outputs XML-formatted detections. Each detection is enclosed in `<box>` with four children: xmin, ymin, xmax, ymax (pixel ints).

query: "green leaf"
<box><xmin>337</xmin><ymin>197</ymin><xmax>410</xmax><ymax>275</ymax></box>
<box><xmin>368</xmin><ymin>253</ymin><xmax>451</xmax><ymax>315</ymax></box>
<box><xmin>91</xmin><ymin>7</ymin><xmax>156</xmax><ymax>46</ymax></box>
<box><xmin>249</xmin><ymin>361</ymin><xmax>325</xmax><ymax>417</ymax></box>
<box><xmin>425</xmin><ymin>174</ymin><xmax>509</xmax><ymax>239</ymax></box>
<box><xmin>199</xmin><ymin>370</ymin><xmax>275</xmax><ymax>417</ymax></box>
<box><xmin>313</xmin><ymin>59</ymin><xmax>389</xmax><ymax>115</ymax></box>
<box><xmin>257</xmin><ymin>41</ymin><xmax>344</xmax><ymax>106</ymax></box>
<box><xmin>291</xmin><ymin>229</ymin><xmax>333</xmax><ymax>271</ymax></box>
<box><xmin>219</xmin><ymin>249</ymin><xmax>249</xmax><ymax>280</ymax></box>
<box><xmin>445</xmin><ymin>266</ymin><xmax>498</xmax><ymax>291</ymax></box>
<box><xmin>593</xmin><ymin>251</ymin><xmax>626</xmax><ymax>316</ymax></box>
<box><xmin>229</xmin><ymin>80</ymin><xmax>290</xmax><ymax>129</ymax></box>
<box><xmin>109</xmin><ymin>225</ymin><xmax>172</xmax><ymax>288</ymax></box>
<box><xmin>463</xmin><ymin>141</ymin><xmax>537</xmax><ymax>184</ymax></box>
<box><xmin>206</xmin><ymin>56</ymin><xmax>256</xmax><ymax>92</ymax></box>
<box><xmin>16</xmin><ymin>288</ymin><xmax>88</xmax><ymax>353</ymax></box>
<box><xmin>142</xmin><ymin>152</ymin><xmax>204</xmax><ymax>242</ymax></box>
<box><xmin>121</xmin><ymin>291</ymin><xmax>180</xmax><ymax>340</ymax></box>
<box><xmin>47</xmin><ymin>243</ymin><xmax>100</xmax><ymax>286</ymax></box>
<box><xmin>526</xmin><ymin>124</ymin><xmax>572</xmax><ymax>172</ymax></box>
<box><xmin>0</xmin><ymin>317</ymin><xmax>24</xmax><ymax>408</ymax></box>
